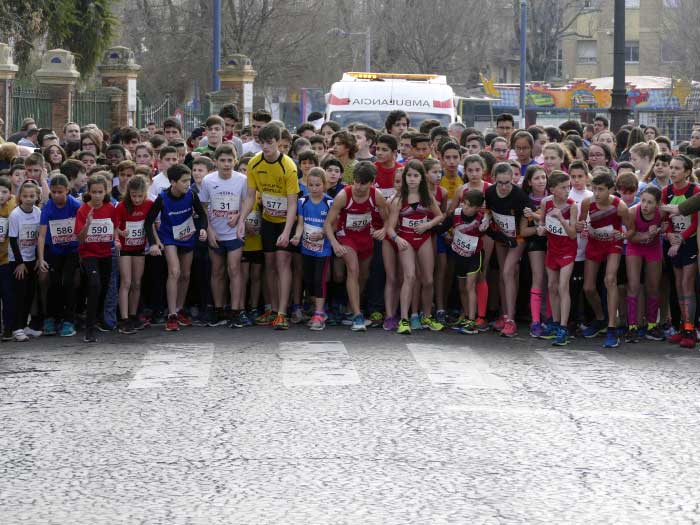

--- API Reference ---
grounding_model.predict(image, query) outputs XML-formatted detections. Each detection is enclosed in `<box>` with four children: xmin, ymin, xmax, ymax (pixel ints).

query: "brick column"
<box><xmin>0</xmin><ymin>43</ymin><xmax>19</xmax><ymax>138</ymax></box>
<box><xmin>98</xmin><ymin>46</ymin><xmax>141</xmax><ymax>129</ymax></box>
<box><xmin>35</xmin><ymin>49</ymin><xmax>80</xmax><ymax>138</ymax></box>
<box><xmin>216</xmin><ymin>54</ymin><xmax>257</xmax><ymax>124</ymax></box>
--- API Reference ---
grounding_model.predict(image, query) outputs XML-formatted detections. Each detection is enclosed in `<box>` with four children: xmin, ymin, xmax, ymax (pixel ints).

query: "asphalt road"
<box><xmin>2</xmin><ymin>325</ymin><xmax>700</xmax><ymax>524</ymax></box>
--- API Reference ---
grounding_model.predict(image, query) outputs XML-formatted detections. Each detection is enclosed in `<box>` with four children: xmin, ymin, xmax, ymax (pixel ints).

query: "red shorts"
<box><xmin>398</xmin><ymin>230</ymin><xmax>431</xmax><ymax>251</ymax></box>
<box><xmin>545</xmin><ymin>250</ymin><xmax>575</xmax><ymax>271</ymax></box>
<box><xmin>339</xmin><ymin>233</ymin><xmax>373</xmax><ymax>260</ymax></box>
<box><xmin>585</xmin><ymin>238</ymin><xmax>623</xmax><ymax>263</ymax></box>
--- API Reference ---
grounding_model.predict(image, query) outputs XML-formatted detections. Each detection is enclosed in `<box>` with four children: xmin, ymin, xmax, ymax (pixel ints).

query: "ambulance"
<box><xmin>324</xmin><ymin>72</ymin><xmax>459</xmax><ymax>129</ymax></box>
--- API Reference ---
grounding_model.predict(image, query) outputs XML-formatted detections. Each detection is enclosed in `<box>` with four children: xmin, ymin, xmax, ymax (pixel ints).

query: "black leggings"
<box><xmin>12</xmin><ymin>262</ymin><xmax>36</xmax><ymax>331</ymax></box>
<box><xmin>47</xmin><ymin>252</ymin><xmax>79</xmax><ymax>322</ymax></box>
<box><xmin>81</xmin><ymin>257</ymin><xmax>112</xmax><ymax>329</ymax></box>
<box><xmin>302</xmin><ymin>254</ymin><xmax>330</xmax><ymax>299</ymax></box>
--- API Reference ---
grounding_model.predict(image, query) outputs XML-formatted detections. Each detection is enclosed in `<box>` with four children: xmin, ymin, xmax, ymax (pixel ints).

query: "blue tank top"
<box><xmin>157</xmin><ymin>189</ymin><xmax>197</xmax><ymax>247</ymax></box>
<box><xmin>297</xmin><ymin>195</ymin><xmax>332</xmax><ymax>257</ymax></box>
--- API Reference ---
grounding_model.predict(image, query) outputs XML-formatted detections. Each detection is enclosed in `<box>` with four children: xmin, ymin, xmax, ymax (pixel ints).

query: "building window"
<box><xmin>625</xmin><ymin>0</ymin><xmax>640</xmax><ymax>7</ymax></box>
<box><xmin>662</xmin><ymin>0</ymin><xmax>679</xmax><ymax>7</ymax></box>
<box><xmin>625</xmin><ymin>41</ymin><xmax>640</xmax><ymax>63</ymax></box>
<box><xmin>577</xmin><ymin>40</ymin><xmax>597</xmax><ymax>64</ymax></box>
<box><xmin>553</xmin><ymin>45</ymin><xmax>563</xmax><ymax>78</ymax></box>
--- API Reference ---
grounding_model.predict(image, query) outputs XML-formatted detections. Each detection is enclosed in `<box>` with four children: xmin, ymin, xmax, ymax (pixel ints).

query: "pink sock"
<box><xmin>530</xmin><ymin>288</ymin><xmax>543</xmax><ymax>324</ymax></box>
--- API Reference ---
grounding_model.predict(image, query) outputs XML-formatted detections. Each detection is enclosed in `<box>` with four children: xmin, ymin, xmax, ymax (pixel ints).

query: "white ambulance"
<box><xmin>324</xmin><ymin>72</ymin><xmax>459</xmax><ymax>129</ymax></box>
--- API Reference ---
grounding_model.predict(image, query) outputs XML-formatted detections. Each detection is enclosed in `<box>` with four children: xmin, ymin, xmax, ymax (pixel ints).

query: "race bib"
<box><xmin>211</xmin><ymin>193</ymin><xmax>239</xmax><ymax>218</ymax></box>
<box><xmin>262</xmin><ymin>193</ymin><xmax>287</xmax><ymax>218</ymax></box>
<box><xmin>545</xmin><ymin>214</ymin><xmax>566</xmax><ymax>236</ymax></box>
<box><xmin>125</xmin><ymin>220</ymin><xmax>145</xmax><ymax>246</ymax></box>
<box><xmin>19</xmin><ymin>223</ymin><xmax>39</xmax><ymax>248</ymax></box>
<box><xmin>49</xmin><ymin>218</ymin><xmax>76</xmax><ymax>244</ymax></box>
<box><xmin>452</xmin><ymin>230</ymin><xmax>479</xmax><ymax>257</ymax></box>
<box><xmin>86</xmin><ymin>218</ymin><xmax>114</xmax><ymax>243</ymax></box>
<box><xmin>671</xmin><ymin>214</ymin><xmax>691</xmax><ymax>234</ymax></box>
<box><xmin>379</xmin><ymin>187</ymin><xmax>396</xmax><ymax>199</ymax></box>
<box><xmin>245</xmin><ymin>210</ymin><xmax>261</xmax><ymax>234</ymax></box>
<box><xmin>173</xmin><ymin>217</ymin><xmax>195</xmax><ymax>241</ymax></box>
<box><xmin>0</xmin><ymin>218</ymin><xmax>8</xmax><ymax>242</ymax></box>
<box><xmin>346</xmin><ymin>212</ymin><xmax>371</xmax><ymax>231</ymax></box>
<box><xmin>492</xmin><ymin>212</ymin><xmax>516</xmax><ymax>237</ymax></box>
<box><xmin>302</xmin><ymin>224</ymin><xmax>324</xmax><ymax>253</ymax></box>
<box><xmin>401</xmin><ymin>216</ymin><xmax>427</xmax><ymax>230</ymax></box>
<box><xmin>592</xmin><ymin>224</ymin><xmax>615</xmax><ymax>241</ymax></box>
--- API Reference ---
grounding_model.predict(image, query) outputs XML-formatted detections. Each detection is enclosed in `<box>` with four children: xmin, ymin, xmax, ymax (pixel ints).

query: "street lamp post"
<box><xmin>212</xmin><ymin>0</ymin><xmax>221</xmax><ymax>90</ymax></box>
<box><xmin>519</xmin><ymin>0</ymin><xmax>527</xmax><ymax>129</ymax></box>
<box><xmin>328</xmin><ymin>27</ymin><xmax>371</xmax><ymax>72</ymax></box>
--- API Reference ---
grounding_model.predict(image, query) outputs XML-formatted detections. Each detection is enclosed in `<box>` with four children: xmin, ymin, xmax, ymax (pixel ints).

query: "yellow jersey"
<box><xmin>247</xmin><ymin>152</ymin><xmax>299</xmax><ymax>223</ymax></box>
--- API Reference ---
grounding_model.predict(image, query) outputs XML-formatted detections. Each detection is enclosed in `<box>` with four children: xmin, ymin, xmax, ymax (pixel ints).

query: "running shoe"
<box><xmin>369</xmin><ymin>311</ymin><xmax>384</xmax><ymax>327</ymax></box>
<box><xmin>450</xmin><ymin>316</ymin><xmax>468</xmax><ymax>331</ymax></box>
<box><xmin>137</xmin><ymin>314</ymin><xmax>151</xmax><ymax>329</ymax></box>
<box><xmin>458</xmin><ymin>320</ymin><xmax>479</xmax><ymax>335</ymax></box>
<box><xmin>2</xmin><ymin>329</ymin><xmax>15</xmax><ymax>341</ymax></box>
<box><xmin>397</xmin><ymin>318</ymin><xmax>411</xmax><ymax>335</ymax></box>
<box><xmin>603</xmin><ymin>328</ymin><xmax>619</xmax><ymax>348</ymax></box>
<box><xmin>83</xmin><ymin>328</ymin><xmax>97</xmax><ymax>343</ymax></box>
<box><xmin>290</xmin><ymin>306</ymin><xmax>305</xmax><ymax>325</ymax></box>
<box><xmin>582</xmin><ymin>320</ymin><xmax>606</xmax><ymax>339</ymax></box>
<box><xmin>625</xmin><ymin>325</ymin><xmax>638</xmax><ymax>344</ymax></box>
<box><xmin>23</xmin><ymin>326</ymin><xmax>43</xmax><ymax>338</ymax></box>
<box><xmin>383</xmin><ymin>316</ymin><xmax>398</xmax><ymax>331</ymax></box>
<box><xmin>43</xmin><ymin>318</ymin><xmax>57</xmax><ymax>336</ymax></box>
<box><xmin>421</xmin><ymin>315</ymin><xmax>444</xmax><ymax>332</ymax></box>
<box><xmin>255</xmin><ymin>309</ymin><xmax>276</xmax><ymax>326</ymax></box>
<box><xmin>501</xmin><ymin>319</ymin><xmax>517</xmax><ymax>338</ymax></box>
<box><xmin>475</xmin><ymin>317</ymin><xmax>490</xmax><ymax>332</ymax></box>
<box><xmin>12</xmin><ymin>329</ymin><xmax>29</xmax><ymax>342</ymax></box>
<box><xmin>229</xmin><ymin>313</ymin><xmax>245</xmax><ymax>329</ymax></box>
<box><xmin>177</xmin><ymin>310</ymin><xmax>193</xmax><ymax>327</ymax></box>
<box><xmin>493</xmin><ymin>315</ymin><xmax>506</xmax><ymax>332</ymax></box>
<box><xmin>552</xmin><ymin>326</ymin><xmax>569</xmax><ymax>347</ymax></box>
<box><xmin>342</xmin><ymin>312</ymin><xmax>355</xmax><ymax>326</ymax></box>
<box><xmin>680</xmin><ymin>329</ymin><xmax>696</xmax><ymax>349</ymax></box>
<box><xmin>539</xmin><ymin>322</ymin><xmax>558</xmax><ymax>340</ymax></box>
<box><xmin>208</xmin><ymin>310</ymin><xmax>228</xmax><ymax>327</ymax></box>
<box><xmin>410</xmin><ymin>314</ymin><xmax>422</xmax><ymax>331</ymax></box>
<box><xmin>308</xmin><ymin>314</ymin><xmax>326</xmax><ymax>331</ymax></box>
<box><xmin>668</xmin><ymin>331</ymin><xmax>683</xmax><ymax>345</ymax></box>
<box><xmin>645</xmin><ymin>324</ymin><xmax>665</xmax><ymax>341</ymax></box>
<box><xmin>239</xmin><ymin>310</ymin><xmax>253</xmax><ymax>327</ymax></box>
<box><xmin>165</xmin><ymin>314</ymin><xmax>179</xmax><ymax>331</ymax></box>
<box><xmin>435</xmin><ymin>310</ymin><xmax>447</xmax><ymax>325</ymax></box>
<box><xmin>118</xmin><ymin>318</ymin><xmax>136</xmax><ymax>335</ymax></box>
<box><xmin>529</xmin><ymin>322</ymin><xmax>544</xmax><ymax>338</ymax></box>
<box><xmin>272</xmin><ymin>313</ymin><xmax>289</xmax><ymax>330</ymax></box>
<box><xmin>351</xmin><ymin>314</ymin><xmax>368</xmax><ymax>332</ymax></box>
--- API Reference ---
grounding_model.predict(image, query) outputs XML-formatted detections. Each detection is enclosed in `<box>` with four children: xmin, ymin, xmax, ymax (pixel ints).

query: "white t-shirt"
<box><xmin>9</xmin><ymin>206</ymin><xmax>41</xmax><ymax>262</ymax></box>
<box><xmin>569</xmin><ymin>187</ymin><xmax>593</xmax><ymax>262</ymax></box>
<box><xmin>199</xmin><ymin>171</ymin><xmax>248</xmax><ymax>241</ymax></box>
<box><xmin>148</xmin><ymin>172</ymin><xmax>170</xmax><ymax>201</ymax></box>
<box><xmin>242</xmin><ymin>140</ymin><xmax>262</xmax><ymax>155</ymax></box>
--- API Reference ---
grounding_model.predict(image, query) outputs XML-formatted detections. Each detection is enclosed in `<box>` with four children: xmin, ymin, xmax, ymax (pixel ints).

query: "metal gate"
<box><xmin>11</xmin><ymin>85</ymin><xmax>53</xmax><ymax>132</ymax></box>
<box><xmin>72</xmin><ymin>90</ymin><xmax>111</xmax><ymax>130</ymax></box>
<box><xmin>136</xmin><ymin>95</ymin><xmax>174</xmax><ymax>130</ymax></box>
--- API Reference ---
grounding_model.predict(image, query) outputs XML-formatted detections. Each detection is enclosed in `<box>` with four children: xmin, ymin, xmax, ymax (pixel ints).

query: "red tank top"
<box><xmin>587</xmin><ymin>196</ymin><xmax>622</xmax><ymax>242</ymax></box>
<box><xmin>543</xmin><ymin>197</ymin><xmax>577</xmax><ymax>254</ymax></box>
<box><xmin>338</xmin><ymin>185</ymin><xmax>376</xmax><ymax>237</ymax></box>
<box><xmin>398</xmin><ymin>199</ymin><xmax>434</xmax><ymax>240</ymax></box>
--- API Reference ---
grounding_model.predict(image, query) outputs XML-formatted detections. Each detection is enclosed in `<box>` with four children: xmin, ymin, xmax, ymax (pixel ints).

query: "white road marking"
<box><xmin>536</xmin><ymin>349</ymin><xmax>643</xmax><ymax>394</ymax></box>
<box><xmin>665</xmin><ymin>355</ymin><xmax>700</xmax><ymax>371</ymax></box>
<box><xmin>407</xmin><ymin>343</ymin><xmax>510</xmax><ymax>390</ymax></box>
<box><xmin>128</xmin><ymin>343</ymin><xmax>214</xmax><ymax>389</ymax></box>
<box><xmin>280</xmin><ymin>341</ymin><xmax>360</xmax><ymax>387</ymax></box>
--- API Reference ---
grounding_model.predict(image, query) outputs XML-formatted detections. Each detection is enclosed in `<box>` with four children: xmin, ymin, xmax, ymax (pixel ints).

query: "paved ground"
<box><xmin>2</xmin><ymin>325</ymin><xmax>700</xmax><ymax>524</ymax></box>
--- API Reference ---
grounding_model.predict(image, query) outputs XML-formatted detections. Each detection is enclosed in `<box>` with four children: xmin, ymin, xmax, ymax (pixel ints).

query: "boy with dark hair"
<box><xmin>149</xmin><ymin>146</ymin><xmax>180</xmax><ymax>200</ymax></box>
<box><xmin>162</xmin><ymin>118</ymin><xmax>183</xmax><ymax>143</ymax></box>
<box><xmin>324</xmin><ymin>161</ymin><xmax>388</xmax><ymax>331</ymax></box>
<box><xmin>309</xmin><ymin>135</ymin><xmax>326</xmax><ymax>157</ymax></box>
<box><xmin>385</xmin><ymin>110</ymin><xmax>410</xmax><ymax>139</ymax></box>
<box><xmin>120</xmin><ymin>127</ymin><xmax>140</xmax><ymax>157</ymax></box>
<box><xmin>352</xmin><ymin>124</ymin><xmax>376</xmax><ymax>162</ymax></box>
<box><xmin>419</xmin><ymin>119</ymin><xmax>441</xmax><ymax>135</ymax></box>
<box><xmin>297</xmin><ymin>123</ymin><xmax>316</xmax><ymax>138</ymax></box>
<box><xmin>399</xmin><ymin>131</ymin><xmax>414</xmax><ymax>162</ymax></box>
<box><xmin>332</xmin><ymin>131</ymin><xmax>358</xmax><ymax>183</ymax></box>
<box><xmin>242</xmin><ymin>109</ymin><xmax>273</xmax><ymax>155</ymax></box>
<box><xmin>60</xmin><ymin>159</ymin><xmax>87</xmax><ymax>197</ymax></box>
<box><xmin>411</xmin><ymin>134</ymin><xmax>431</xmax><ymax>162</ymax></box>
<box><xmin>237</xmin><ymin>122</ymin><xmax>299</xmax><ymax>329</ymax></box>
<box><xmin>495</xmin><ymin>114</ymin><xmax>515</xmax><ymax>139</ymax></box>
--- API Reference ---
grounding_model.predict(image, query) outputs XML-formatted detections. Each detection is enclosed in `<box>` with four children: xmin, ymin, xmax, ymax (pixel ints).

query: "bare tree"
<box><xmin>660</xmin><ymin>0</ymin><xmax>700</xmax><ymax>81</ymax></box>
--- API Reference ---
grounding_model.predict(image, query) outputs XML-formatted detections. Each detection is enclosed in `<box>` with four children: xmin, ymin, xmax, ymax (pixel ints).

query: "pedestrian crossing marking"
<box><xmin>407</xmin><ymin>343</ymin><xmax>510</xmax><ymax>390</ymax></box>
<box><xmin>128</xmin><ymin>343</ymin><xmax>214</xmax><ymax>389</ymax></box>
<box><xmin>279</xmin><ymin>341</ymin><xmax>361</xmax><ymax>387</ymax></box>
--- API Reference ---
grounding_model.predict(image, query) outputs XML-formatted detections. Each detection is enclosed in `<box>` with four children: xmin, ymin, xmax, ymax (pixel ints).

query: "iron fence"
<box><xmin>72</xmin><ymin>90</ymin><xmax>111</xmax><ymax>130</ymax></box>
<box><xmin>11</xmin><ymin>85</ymin><xmax>53</xmax><ymax>133</ymax></box>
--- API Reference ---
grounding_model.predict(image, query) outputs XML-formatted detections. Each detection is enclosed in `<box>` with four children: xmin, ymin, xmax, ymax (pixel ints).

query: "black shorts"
<box><xmin>670</xmin><ymin>238</ymin><xmax>699</xmax><ymax>268</ymax></box>
<box><xmin>453</xmin><ymin>251</ymin><xmax>483</xmax><ymax>278</ymax></box>
<box><xmin>260</xmin><ymin>219</ymin><xmax>295</xmax><ymax>253</ymax></box>
<box><xmin>119</xmin><ymin>250</ymin><xmax>145</xmax><ymax>257</ymax></box>
<box><xmin>302</xmin><ymin>254</ymin><xmax>331</xmax><ymax>298</ymax></box>
<box><xmin>242</xmin><ymin>250</ymin><xmax>264</xmax><ymax>265</ymax></box>
<box><xmin>526</xmin><ymin>235</ymin><xmax>547</xmax><ymax>253</ymax></box>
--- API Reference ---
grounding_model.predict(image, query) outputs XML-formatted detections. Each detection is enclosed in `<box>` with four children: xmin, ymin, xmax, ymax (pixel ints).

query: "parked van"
<box><xmin>325</xmin><ymin>72</ymin><xmax>459</xmax><ymax>129</ymax></box>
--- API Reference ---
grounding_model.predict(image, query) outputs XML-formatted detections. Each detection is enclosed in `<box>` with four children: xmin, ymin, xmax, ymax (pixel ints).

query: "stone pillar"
<box><xmin>35</xmin><ymin>49</ymin><xmax>80</xmax><ymax>138</ymax></box>
<box><xmin>216</xmin><ymin>54</ymin><xmax>257</xmax><ymax>124</ymax></box>
<box><xmin>0</xmin><ymin>43</ymin><xmax>19</xmax><ymax>138</ymax></box>
<box><xmin>98</xmin><ymin>46</ymin><xmax>141</xmax><ymax>129</ymax></box>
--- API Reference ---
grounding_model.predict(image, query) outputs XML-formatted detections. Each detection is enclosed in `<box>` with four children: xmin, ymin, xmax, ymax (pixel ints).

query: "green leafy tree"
<box><xmin>0</xmin><ymin>0</ymin><xmax>118</xmax><ymax>76</ymax></box>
